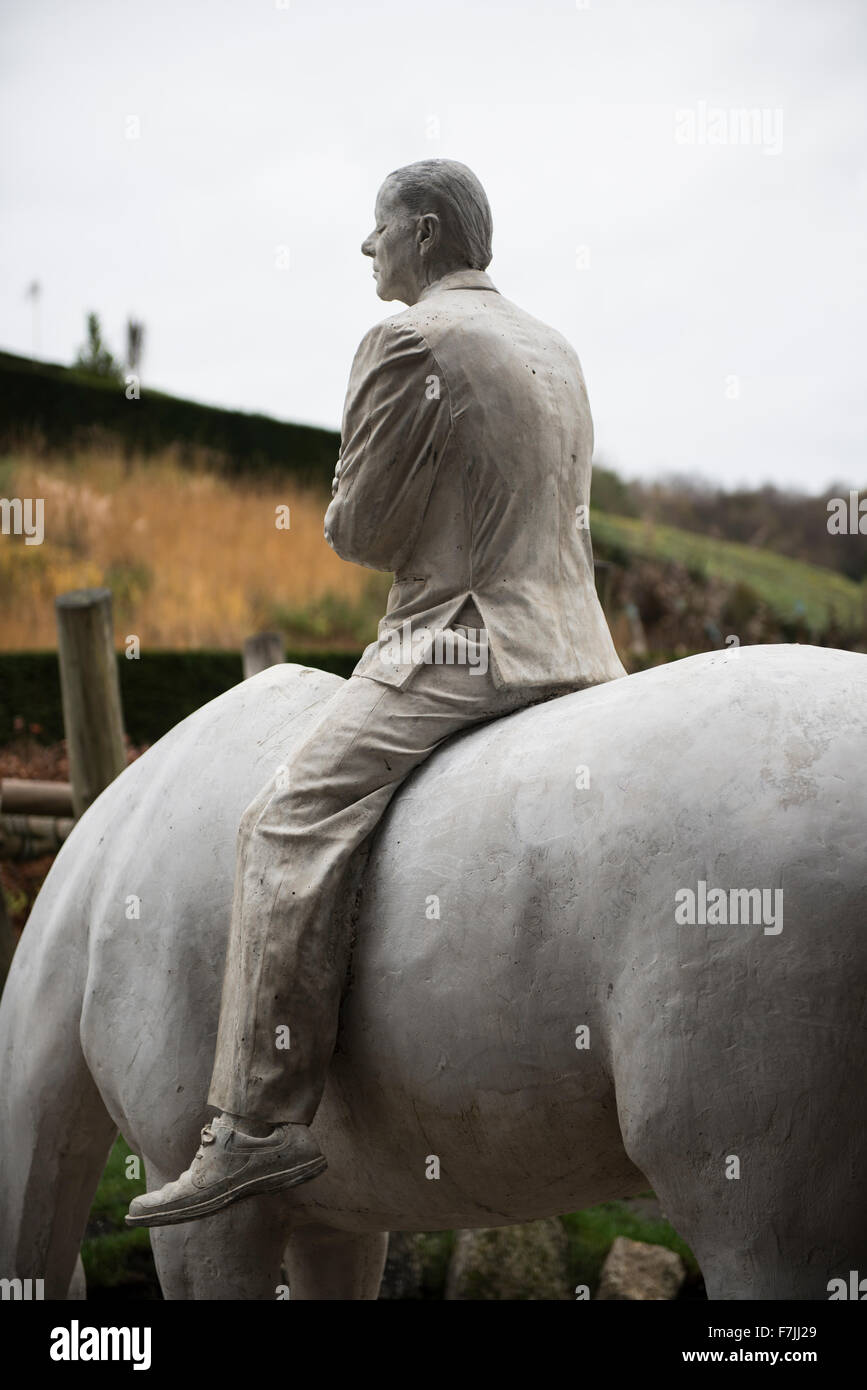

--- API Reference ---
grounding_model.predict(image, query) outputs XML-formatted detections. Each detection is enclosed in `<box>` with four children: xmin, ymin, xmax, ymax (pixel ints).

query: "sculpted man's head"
<box><xmin>362</xmin><ymin>159</ymin><xmax>493</xmax><ymax>306</ymax></box>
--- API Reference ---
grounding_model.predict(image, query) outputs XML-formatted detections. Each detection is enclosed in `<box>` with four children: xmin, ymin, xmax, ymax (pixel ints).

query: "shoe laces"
<box><xmin>193</xmin><ymin>1122</ymin><xmax>217</xmax><ymax>1165</ymax></box>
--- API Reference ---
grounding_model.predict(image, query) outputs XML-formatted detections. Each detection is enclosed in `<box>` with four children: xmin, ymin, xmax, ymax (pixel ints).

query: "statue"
<box><xmin>121</xmin><ymin>159</ymin><xmax>625</xmax><ymax>1228</ymax></box>
<box><xmin>2</xmin><ymin>163</ymin><xmax>864</xmax><ymax>1301</ymax></box>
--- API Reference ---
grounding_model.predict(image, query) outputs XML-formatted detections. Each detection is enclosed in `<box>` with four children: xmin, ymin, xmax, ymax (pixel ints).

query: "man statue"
<box><xmin>127</xmin><ymin>159</ymin><xmax>625</xmax><ymax>1229</ymax></box>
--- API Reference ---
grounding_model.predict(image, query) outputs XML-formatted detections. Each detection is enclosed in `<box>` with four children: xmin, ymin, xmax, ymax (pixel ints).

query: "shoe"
<box><xmin>124</xmin><ymin>1116</ymin><xmax>327</xmax><ymax>1228</ymax></box>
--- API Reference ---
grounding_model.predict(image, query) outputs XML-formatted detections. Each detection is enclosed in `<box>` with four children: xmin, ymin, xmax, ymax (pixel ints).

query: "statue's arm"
<box><xmin>324</xmin><ymin>320</ymin><xmax>453</xmax><ymax>572</ymax></box>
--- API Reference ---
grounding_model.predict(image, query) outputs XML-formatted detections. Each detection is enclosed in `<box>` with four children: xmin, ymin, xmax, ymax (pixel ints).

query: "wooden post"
<box><xmin>243</xmin><ymin>631</ymin><xmax>285</xmax><ymax>680</ymax></box>
<box><xmin>0</xmin><ymin>878</ymin><xmax>15</xmax><ymax>995</ymax></box>
<box><xmin>55</xmin><ymin>588</ymin><xmax>127</xmax><ymax>818</ymax></box>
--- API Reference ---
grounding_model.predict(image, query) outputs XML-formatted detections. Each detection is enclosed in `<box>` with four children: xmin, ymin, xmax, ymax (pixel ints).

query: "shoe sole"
<box><xmin>124</xmin><ymin>1155</ymin><xmax>328</xmax><ymax>1228</ymax></box>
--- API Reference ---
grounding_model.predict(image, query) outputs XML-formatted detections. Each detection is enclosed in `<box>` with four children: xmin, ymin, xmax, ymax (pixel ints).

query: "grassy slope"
<box><xmin>593</xmin><ymin>512</ymin><xmax>864</xmax><ymax>632</ymax></box>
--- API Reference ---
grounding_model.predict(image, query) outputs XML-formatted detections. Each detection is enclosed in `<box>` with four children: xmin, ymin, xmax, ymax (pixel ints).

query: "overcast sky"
<box><xmin>3</xmin><ymin>0</ymin><xmax>866</xmax><ymax>492</ymax></box>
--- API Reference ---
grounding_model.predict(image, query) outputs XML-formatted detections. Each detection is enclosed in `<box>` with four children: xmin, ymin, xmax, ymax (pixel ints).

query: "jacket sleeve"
<box><xmin>323</xmin><ymin>319</ymin><xmax>453</xmax><ymax>572</ymax></box>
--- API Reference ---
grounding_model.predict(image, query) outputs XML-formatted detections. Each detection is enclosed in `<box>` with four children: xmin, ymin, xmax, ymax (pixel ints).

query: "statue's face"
<box><xmin>361</xmin><ymin>179</ymin><xmax>423</xmax><ymax>305</ymax></box>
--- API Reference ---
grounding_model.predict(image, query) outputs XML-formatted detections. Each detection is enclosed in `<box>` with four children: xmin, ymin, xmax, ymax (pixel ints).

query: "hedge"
<box><xmin>0</xmin><ymin>350</ymin><xmax>340</xmax><ymax>485</ymax></box>
<box><xmin>0</xmin><ymin>649</ymin><xmax>361</xmax><ymax>747</ymax></box>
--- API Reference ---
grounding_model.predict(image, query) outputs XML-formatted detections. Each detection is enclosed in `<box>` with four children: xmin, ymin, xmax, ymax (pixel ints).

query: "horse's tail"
<box><xmin>0</xmin><ymin>854</ymin><xmax>117</xmax><ymax>1297</ymax></box>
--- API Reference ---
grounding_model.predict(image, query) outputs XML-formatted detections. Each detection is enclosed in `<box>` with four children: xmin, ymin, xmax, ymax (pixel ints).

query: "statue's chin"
<box><xmin>375</xmin><ymin>280</ymin><xmax>412</xmax><ymax>306</ymax></box>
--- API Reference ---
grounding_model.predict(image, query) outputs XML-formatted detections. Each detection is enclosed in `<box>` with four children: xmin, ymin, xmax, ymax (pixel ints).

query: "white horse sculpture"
<box><xmin>1</xmin><ymin>644</ymin><xmax>865</xmax><ymax>1300</ymax></box>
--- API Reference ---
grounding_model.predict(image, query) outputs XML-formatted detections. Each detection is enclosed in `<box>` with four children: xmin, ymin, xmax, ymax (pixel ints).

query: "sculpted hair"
<box><xmin>386</xmin><ymin>159</ymin><xmax>493</xmax><ymax>271</ymax></box>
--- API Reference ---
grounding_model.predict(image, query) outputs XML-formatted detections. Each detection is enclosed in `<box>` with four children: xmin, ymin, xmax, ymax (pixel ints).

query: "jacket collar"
<box><xmin>417</xmin><ymin>269</ymin><xmax>499</xmax><ymax>302</ymax></box>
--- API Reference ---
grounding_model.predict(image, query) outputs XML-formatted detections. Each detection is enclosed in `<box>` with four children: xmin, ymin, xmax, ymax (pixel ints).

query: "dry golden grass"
<box><xmin>0</xmin><ymin>446</ymin><xmax>383</xmax><ymax>650</ymax></box>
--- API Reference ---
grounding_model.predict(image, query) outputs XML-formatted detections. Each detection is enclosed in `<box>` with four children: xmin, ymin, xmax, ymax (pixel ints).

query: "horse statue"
<box><xmin>1</xmin><ymin>643</ymin><xmax>865</xmax><ymax>1300</ymax></box>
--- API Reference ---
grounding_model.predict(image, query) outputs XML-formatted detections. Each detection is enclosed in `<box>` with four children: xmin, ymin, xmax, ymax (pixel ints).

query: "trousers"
<box><xmin>207</xmin><ymin>617</ymin><xmax>573</xmax><ymax>1122</ymax></box>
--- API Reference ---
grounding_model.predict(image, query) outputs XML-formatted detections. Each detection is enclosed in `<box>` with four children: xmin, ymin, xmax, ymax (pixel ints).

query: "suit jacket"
<box><xmin>324</xmin><ymin>268</ymin><xmax>627</xmax><ymax>690</ymax></box>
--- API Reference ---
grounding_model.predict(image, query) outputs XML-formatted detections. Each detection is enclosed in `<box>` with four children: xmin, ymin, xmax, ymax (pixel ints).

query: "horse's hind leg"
<box><xmin>284</xmin><ymin>1224</ymin><xmax>389</xmax><ymax>1300</ymax></box>
<box><xmin>641</xmin><ymin>1165</ymin><xmax>865</xmax><ymax>1301</ymax></box>
<box><xmin>147</xmin><ymin>1179</ymin><xmax>296</xmax><ymax>1299</ymax></box>
<box><xmin>615</xmin><ymin>1043</ymin><xmax>867</xmax><ymax>1299</ymax></box>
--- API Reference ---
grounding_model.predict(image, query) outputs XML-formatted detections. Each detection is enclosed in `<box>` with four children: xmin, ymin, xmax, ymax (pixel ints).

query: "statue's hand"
<box><xmin>331</xmin><ymin>460</ymin><xmax>342</xmax><ymax>497</ymax></box>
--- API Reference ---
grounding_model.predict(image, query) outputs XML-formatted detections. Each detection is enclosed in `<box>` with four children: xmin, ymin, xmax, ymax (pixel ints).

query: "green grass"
<box><xmin>562</xmin><ymin>1198</ymin><xmax>700</xmax><ymax>1296</ymax></box>
<box><xmin>593</xmin><ymin>511</ymin><xmax>865</xmax><ymax>634</ymax></box>
<box><xmin>82</xmin><ymin>1136</ymin><xmax>160</xmax><ymax>1298</ymax></box>
<box><xmin>416</xmin><ymin>1231</ymin><xmax>457</xmax><ymax>1298</ymax></box>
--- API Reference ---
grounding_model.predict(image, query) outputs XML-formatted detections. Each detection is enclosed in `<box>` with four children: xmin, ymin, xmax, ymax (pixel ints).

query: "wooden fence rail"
<box><xmin>0</xmin><ymin>779</ymin><xmax>74</xmax><ymax>817</ymax></box>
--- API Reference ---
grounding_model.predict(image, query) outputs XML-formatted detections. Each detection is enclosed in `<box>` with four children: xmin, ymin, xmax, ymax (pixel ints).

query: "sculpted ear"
<box><xmin>415</xmin><ymin>212</ymin><xmax>440</xmax><ymax>256</ymax></box>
